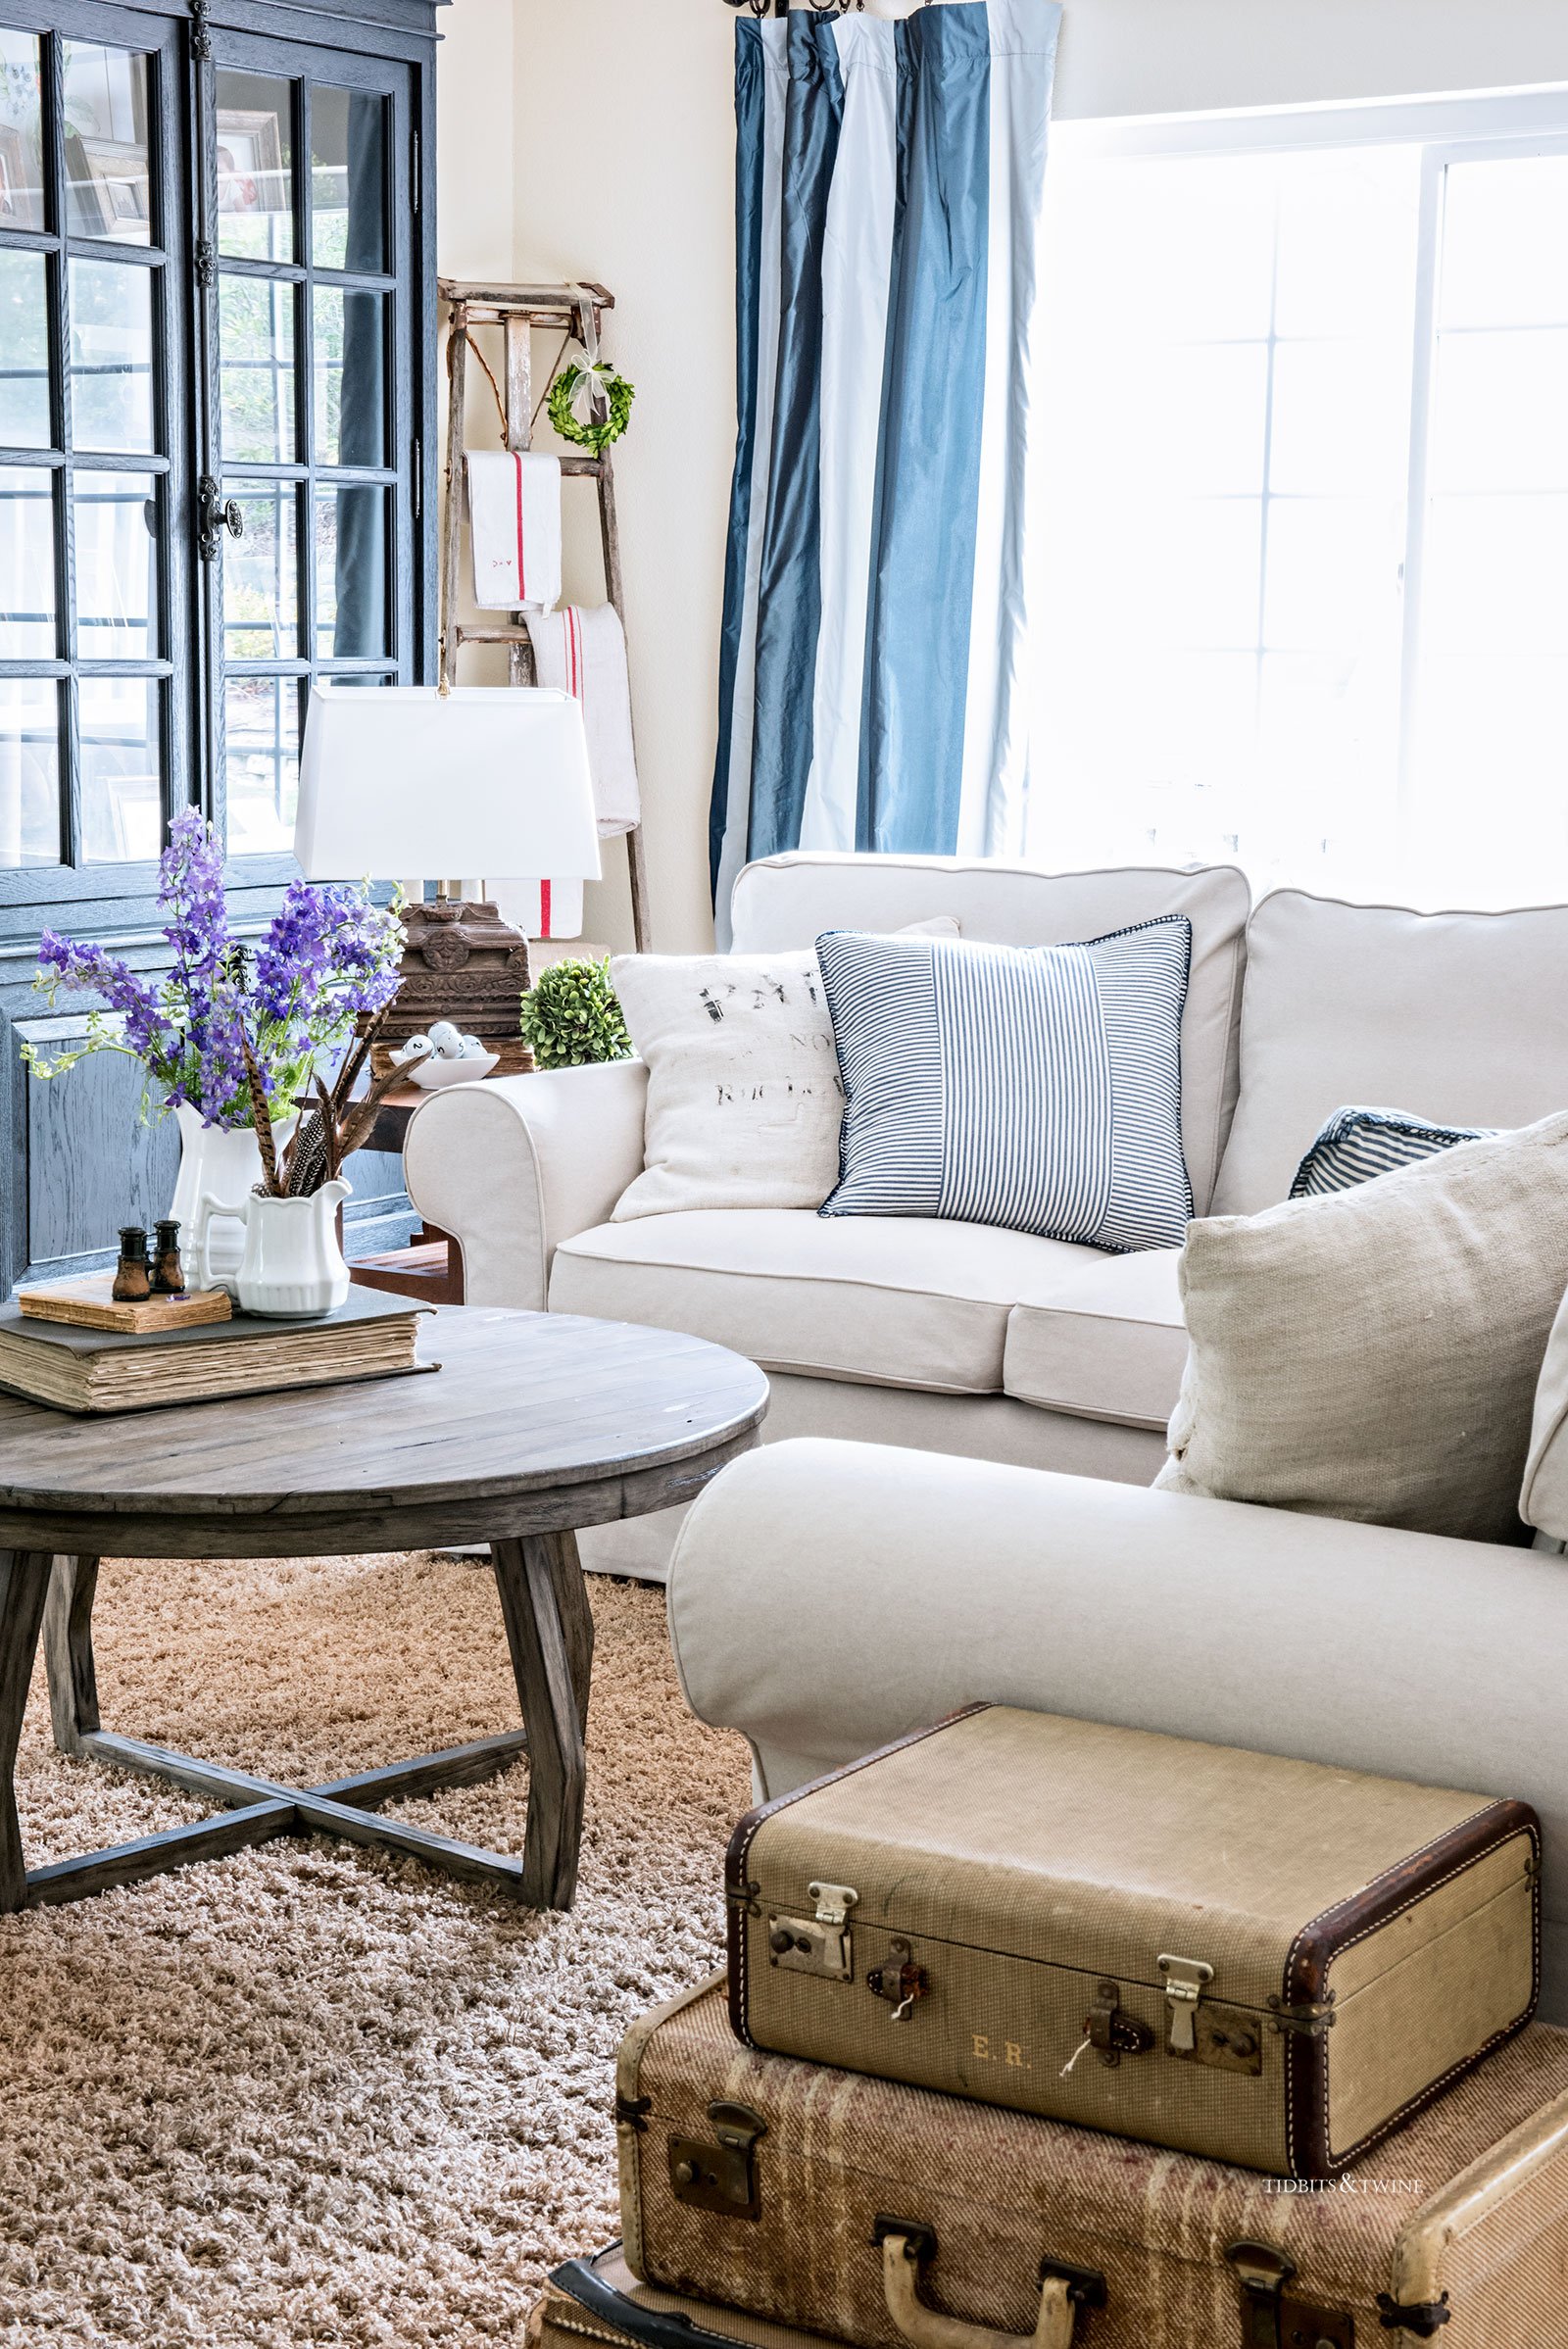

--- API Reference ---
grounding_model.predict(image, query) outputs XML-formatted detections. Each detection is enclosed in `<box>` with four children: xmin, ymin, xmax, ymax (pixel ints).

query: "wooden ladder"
<box><xmin>437</xmin><ymin>277</ymin><xmax>650</xmax><ymax>952</ymax></box>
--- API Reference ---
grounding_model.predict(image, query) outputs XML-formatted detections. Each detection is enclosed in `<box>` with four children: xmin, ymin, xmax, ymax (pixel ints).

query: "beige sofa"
<box><xmin>404</xmin><ymin>853</ymin><xmax>1568</xmax><ymax>1580</ymax></box>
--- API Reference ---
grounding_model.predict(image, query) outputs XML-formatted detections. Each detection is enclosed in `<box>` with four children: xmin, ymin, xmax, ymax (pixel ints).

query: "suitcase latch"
<box><xmin>1084</xmin><ymin>1980</ymin><xmax>1155</xmax><ymax>2066</ymax></box>
<box><xmin>1157</xmin><ymin>1953</ymin><xmax>1215</xmax><ymax>2052</ymax></box>
<box><xmin>1226</xmin><ymin>2241</ymin><xmax>1355</xmax><ymax>2349</ymax></box>
<box><xmin>867</xmin><ymin>1937</ymin><xmax>930</xmax><ymax>2022</ymax></box>
<box><xmin>669</xmin><ymin>2100</ymin><xmax>767</xmax><ymax>2223</ymax></box>
<box><xmin>809</xmin><ymin>1881</ymin><xmax>858</xmax><ymax>1927</ymax></box>
<box><xmin>767</xmin><ymin>1912</ymin><xmax>854</xmax><ymax>1981</ymax></box>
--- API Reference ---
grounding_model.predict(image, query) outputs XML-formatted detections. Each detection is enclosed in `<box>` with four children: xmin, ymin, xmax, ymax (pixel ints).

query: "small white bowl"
<box><xmin>408</xmin><ymin>1050</ymin><xmax>500</xmax><ymax>1090</ymax></box>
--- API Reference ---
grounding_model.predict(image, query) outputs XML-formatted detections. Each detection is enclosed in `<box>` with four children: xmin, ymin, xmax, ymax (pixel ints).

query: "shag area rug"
<box><xmin>0</xmin><ymin>1552</ymin><xmax>751</xmax><ymax>2348</ymax></box>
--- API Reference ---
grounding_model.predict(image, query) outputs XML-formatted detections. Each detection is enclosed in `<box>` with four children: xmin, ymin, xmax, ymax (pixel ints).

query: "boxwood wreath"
<box><xmin>520</xmin><ymin>955</ymin><xmax>632</xmax><ymax>1070</ymax></box>
<box><xmin>547</xmin><ymin>361</ymin><xmax>635</xmax><ymax>459</ymax></box>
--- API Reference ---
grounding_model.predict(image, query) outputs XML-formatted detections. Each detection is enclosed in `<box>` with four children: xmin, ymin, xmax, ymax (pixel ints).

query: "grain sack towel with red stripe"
<box><xmin>466</xmin><ymin>450</ymin><xmax>563</xmax><ymax>612</ymax></box>
<box><xmin>526</xmin><ymin>603</ymin><xmax>641</xmax><ymax>837</ymax></box>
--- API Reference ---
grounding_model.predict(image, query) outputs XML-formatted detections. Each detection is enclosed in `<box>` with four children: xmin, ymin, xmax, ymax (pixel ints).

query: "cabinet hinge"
<box><xmin>195</xmin><ymin>239</ymin><xmax>217</xmax><ymax>291</ymax></box>
<box><xmin>411</xmin><ymin>437</ymin><xmax>422</xmax><ymax>522</ymax></box>
<box><xmin>411</xmin><ymin>128</ymin><xmax>421</xmax><ymax>215</ymax></box>
<box><xmin>190</xmin><ymin>0</ymin><xmax>212</xmax><ymax>63</ymax></box>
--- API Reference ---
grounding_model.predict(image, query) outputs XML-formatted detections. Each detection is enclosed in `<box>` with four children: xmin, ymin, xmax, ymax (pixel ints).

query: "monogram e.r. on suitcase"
<box><xmin>726</xmin><ymin>1706</ymin><xmax>1540</xmax><ymax>2178</ymax></box>
<box><xmin>611</xmin><ymin>1979</ymin><xmax>1568</xmax><ymax>2349</ymax></box>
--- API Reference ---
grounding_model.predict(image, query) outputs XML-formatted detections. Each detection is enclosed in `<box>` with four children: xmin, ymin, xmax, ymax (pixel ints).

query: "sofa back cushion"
<box><xmin>730</xmin><ymin>854</ymin><xmax>1250</xmax><ymax>1215</ymax></box>
<box><xmin>1213</xmin><ymin>891</ymin><xmax>1568</xmax><ymax>1214</ymax></box>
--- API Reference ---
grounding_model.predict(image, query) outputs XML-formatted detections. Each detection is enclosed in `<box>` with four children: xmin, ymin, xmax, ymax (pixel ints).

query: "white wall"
<box><xmin>435</xmin><ymin>0</ymin><xmax>1568</xmax><ymax>952</ymax></box>
<box><xmin>1054</xmin><ymin>0</ymin><xmax>1568</xmax><ymax>119</ymax></box>
<box><xmin>434</xmin><ymin>0</ymin><xmax>730</xmax><ymax>952</ymax></box>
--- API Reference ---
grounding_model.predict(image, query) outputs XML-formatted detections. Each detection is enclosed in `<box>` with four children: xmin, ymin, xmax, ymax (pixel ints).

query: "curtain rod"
<box><xmin>721</xmin><ymin>2</ymin><xmax>931</xmax><ymax>18</ymax></box>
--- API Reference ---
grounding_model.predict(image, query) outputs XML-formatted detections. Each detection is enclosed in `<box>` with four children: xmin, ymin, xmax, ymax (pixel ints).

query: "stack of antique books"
<box><xmin>0</xmin><ymin>1275</ymin><xmax>430</xmax><ymax>1413</ymax></box>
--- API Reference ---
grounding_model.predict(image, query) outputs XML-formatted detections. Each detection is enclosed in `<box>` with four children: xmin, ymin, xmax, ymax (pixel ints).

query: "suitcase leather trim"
<box><xmin>724</xmin><ymin>1705</ymin><xmax>989</xmax><ymax>2048</ymax></box>
<box><xmin>553</xmin><ymin>2257</ymin><xmax>762</xmax><ymax>2349</ymax></box>
<box><xmin>1284</xmin><ymin>1799</ymin><xmax>1542</xmax><ymax>2178</ymax></box>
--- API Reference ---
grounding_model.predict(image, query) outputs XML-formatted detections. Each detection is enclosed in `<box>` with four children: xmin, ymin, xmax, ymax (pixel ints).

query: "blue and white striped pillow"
<box><xmin>1290</xmin><ymin>1106</ymin><xmax>1494</xmax><ymax>1199</ymax></box>
<box><xmin>816</xmin><ymin>917</ymin><xmax>1194</xmax><ymax>1253</ymax></box>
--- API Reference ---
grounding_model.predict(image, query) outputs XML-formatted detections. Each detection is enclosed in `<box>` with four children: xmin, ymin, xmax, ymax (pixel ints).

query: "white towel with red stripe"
<box><xmin>524</xmin><ymin>602</ymin><xmax>641</xmax><ymax>838</ymax></box>
<box><xmin>494</xmin><ymin>877</ymin><xmax>584</xmax><ymax>942</ymax></box>
<box><xmin>466</xmin><ymin>450</ymin><xmax>563</xmax><ymax>612</ymax></box>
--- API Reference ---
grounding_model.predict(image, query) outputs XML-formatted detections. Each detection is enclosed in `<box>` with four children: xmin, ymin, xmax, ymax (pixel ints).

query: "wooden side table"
<box><xmin>351</xmin><ymin>953</ymin><xmax>614</xmax><ymax>1303</ymax></box>
<box><xmin>351</xmin><ymin>1085</ymin><xmax>466</xmax><ymax>1304</ymax></box>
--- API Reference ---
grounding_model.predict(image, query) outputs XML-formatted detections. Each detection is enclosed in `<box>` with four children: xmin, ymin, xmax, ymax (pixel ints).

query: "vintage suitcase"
<box><xmin>610</xmin><ymin>1977</ymin><xmax>1568</xmax><ymax>2349</ymax></box>
<box><xmin>725</xmin><ymin>1705</ymin><xmax>1540</xmax><ymax>2178</ymax></box>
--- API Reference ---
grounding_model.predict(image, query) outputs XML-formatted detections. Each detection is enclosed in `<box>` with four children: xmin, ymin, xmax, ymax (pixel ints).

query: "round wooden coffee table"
<box><xmin>0</xmin><ymin>1307</ymin><xmax>767</xmax><ymax>1916</ymax></box>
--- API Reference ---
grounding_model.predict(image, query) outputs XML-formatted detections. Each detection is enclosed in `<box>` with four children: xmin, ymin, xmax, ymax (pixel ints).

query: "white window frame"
<box><xmin>1045</xmin><ymin>82</ymin><xmax>1568</xmax><ymax>881</ymax></box>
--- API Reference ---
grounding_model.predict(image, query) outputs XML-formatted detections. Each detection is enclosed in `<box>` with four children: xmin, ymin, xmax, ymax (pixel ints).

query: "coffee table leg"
<box><xmin>0</xmin><ymin>1553</ymin><xmax>53</xmax><ymax>1911</ymax></box>
<box><xmin>43</xmin><ymin>1554</ymin><xmax>100</xmax><ymax>1758</ymax></box>
<box><xmin>490</xmin><ymin>1535</ymin><xmax>591</xmax><ymax>1908</ymax></box>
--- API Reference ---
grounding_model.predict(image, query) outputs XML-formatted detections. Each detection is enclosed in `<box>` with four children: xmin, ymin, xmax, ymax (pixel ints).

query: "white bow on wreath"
<box><xmin>567</xmin><ymin>361</ymin><xmax>616</xmax><ymax>432</ymax></box>
<box><xmin>546</xmin><ymin>282</ymin><xmax>636</xmax><ymax>458</ymax></box>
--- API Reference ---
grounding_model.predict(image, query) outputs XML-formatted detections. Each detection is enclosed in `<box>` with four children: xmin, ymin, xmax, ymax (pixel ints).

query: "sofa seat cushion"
<box><xmin>548</xmin><ymin>1210</ymin><xmax>1111</xmax><ymax>1395</ymax></box>
<box><xmin>1003</xmin><ymin>1248</ymin><xmax>1187</xmax><ymax>1430</ymax></box>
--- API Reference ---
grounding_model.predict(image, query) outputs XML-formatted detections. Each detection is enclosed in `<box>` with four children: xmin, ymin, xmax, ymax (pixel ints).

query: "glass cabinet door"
<box><xmin>197</xmin><ymin>33</ymin><xmax>416</xmax><ymax>862</ymax></box>
<box><xmin>0</xmin><ymin>8</ymin><xmax>193</xmax><ymax>894</ymax></box>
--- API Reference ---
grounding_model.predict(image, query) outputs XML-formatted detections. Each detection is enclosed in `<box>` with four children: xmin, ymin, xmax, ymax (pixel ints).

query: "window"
<box><xmin>1029</xmin><ymin>91</ymin><xmax>1568</xmax><ymax>909</ymax></box>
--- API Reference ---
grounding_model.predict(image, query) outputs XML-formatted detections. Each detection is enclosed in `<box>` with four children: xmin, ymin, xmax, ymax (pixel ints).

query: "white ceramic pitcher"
<box><xmin>170</xmin><ymin>1104</ymin><xmax>299</xmax><ymax>1286</ymax></box>
<box><xmin>194</xmin><ymin>1180</ymin><xmax>353</xmax><ymax>1319</ymax></box>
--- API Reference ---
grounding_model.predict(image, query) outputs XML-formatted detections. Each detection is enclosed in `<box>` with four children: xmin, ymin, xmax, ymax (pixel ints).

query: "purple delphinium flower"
<box><xmin>29</xmin><ymin>817</ymin><xmax>406</xmax><ymax>1134</ymax></box>
<box><xmin>36</xmin><ymin>932</ymin><xmax>181</xmax><ymax>1075</ymax></box>
<box><xmin>255</xmin><ymin>881</ymin><xmax>404</xmax><ymax>1036</ymax></box>
<box><xmin>160</xmin><ymin>807</ymin><xmax>229</xmax><ymax>988</ymax></box>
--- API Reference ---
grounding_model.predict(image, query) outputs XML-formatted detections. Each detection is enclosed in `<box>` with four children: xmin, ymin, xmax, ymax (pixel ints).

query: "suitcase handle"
<box><xmin>877</xmin><ymin>2227</ymin><xmax>1095</xmax><ymax>2349</ymax></box>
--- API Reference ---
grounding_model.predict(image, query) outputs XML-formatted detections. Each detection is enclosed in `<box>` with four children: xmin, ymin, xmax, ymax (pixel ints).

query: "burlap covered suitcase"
<box><xmin>611</xmin><ymin>1978</ymin><xmax>1568</xmax><ymax>2349</ymax></box>
<box><xmin>726</xmin><ymin>1705</ymin><xmax>1540</xmax><ymax>2177</ymax></box>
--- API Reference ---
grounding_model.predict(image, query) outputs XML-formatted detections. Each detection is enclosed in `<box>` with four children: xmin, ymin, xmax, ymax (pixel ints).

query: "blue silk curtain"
<box><xmin>709</xmin><ymin>0</ymin><xmax>1060</xmax><ymax>939</ymax></box>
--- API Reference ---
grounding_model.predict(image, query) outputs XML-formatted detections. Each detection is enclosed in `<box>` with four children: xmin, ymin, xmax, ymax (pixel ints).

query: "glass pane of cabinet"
<box><xmin>74</xmin><ymin>469</ymin><xmax>158</xmax><ymax>658</ymax></box>
<box><xmin>0</xmin><ymin>676</ymin><xmax>57</xmax><ymax>861</ymax></box>
<box><xmin>219</xmin><ymin>275</ymin><xmax>297</xmax><ymax>463</ymax></box>
<box><xmin>214</xmin><ymin>71</ymin><xmax>294</xmax><ymax>261</ymax></box>
<box><xmin>0</xmin><ymin>248</ymin><xmax>50</xmax><ymax>446</ymax></box>
<box><xmin>0</xmin><ymin>466</ymin><xmax>53</xmax><ymax>655</ymax></box>
<box><xmin>0</xmin><ymin>28</ymin><xmax>44</xmax><ymax>229</ymax></box>
<box><xmin>69</xmin><ymin>257</ymin><xmax>155</xmax><ymax>451</ymax></box>
<box><xmin>311</xmin><ymin>87</ymin><xmax>386</xmax><ymax>271</ymax></box>
<box><xmin>79</xmin><ymin>672</ymin><xmax>161</xmax><ymax>860</ymax></box>
<box><xmin>63</xmin><ymin>42</ymin><xmax>152</xmax><ymax>244</ymax></box>
<box><xmin>223</xmin><ymin>481</ymin><xmax>298</xmax><ymax>659</ymax></box>
<box><xmin>225</xmin><ymin>672</ymin><xmax>298</xmax><ymax>855</ymax></box>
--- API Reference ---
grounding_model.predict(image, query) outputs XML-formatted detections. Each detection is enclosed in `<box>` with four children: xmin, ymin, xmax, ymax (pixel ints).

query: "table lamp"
<box><xmin>295</xmin><ymin>683</ymin><xmax>602</xmax><ymax>1073</ymax></box>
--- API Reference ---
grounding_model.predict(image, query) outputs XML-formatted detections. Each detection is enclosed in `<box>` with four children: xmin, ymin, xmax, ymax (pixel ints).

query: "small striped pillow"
<box><xmin>1290</xmin><ymin>1107</ymin><xmax>1494</xmax><ymax>1200</ymax></box>
<box><xmin>816</xmin><ymin>917</ymin><xmax>1194</xmax><ymax>1253</ymax></box>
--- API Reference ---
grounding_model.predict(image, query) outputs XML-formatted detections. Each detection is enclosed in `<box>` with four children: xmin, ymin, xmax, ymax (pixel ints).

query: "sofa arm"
<box><xmin>402</xmin><ymin>1059</ymin><xmax>649</xmax><ymax>1310</ymax></box>
<box><xmin>666</xmin><ymin>1440</ymin><xmax>1568</xmax><ymax>1835</ymax></box>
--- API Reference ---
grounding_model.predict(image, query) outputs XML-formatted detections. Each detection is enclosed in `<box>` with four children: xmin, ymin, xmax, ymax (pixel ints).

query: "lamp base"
<box><xmin>367</xmin><ymin>899</ymin><xmax>535</xmax><ymax>1077</ymax></box>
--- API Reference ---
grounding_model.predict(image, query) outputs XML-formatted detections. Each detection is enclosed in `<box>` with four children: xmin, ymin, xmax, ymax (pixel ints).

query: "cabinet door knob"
<box><xmin>197</xmin><ymin>475</ymin><xmax>244</xmax><ymax>561</ymax></box>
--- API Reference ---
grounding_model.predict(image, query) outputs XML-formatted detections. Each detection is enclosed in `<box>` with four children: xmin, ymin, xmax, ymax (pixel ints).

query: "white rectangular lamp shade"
<box><xmin>294</xmin><ymin>684</ymin><xmax>604</xmax><ymax>883</ymax></box>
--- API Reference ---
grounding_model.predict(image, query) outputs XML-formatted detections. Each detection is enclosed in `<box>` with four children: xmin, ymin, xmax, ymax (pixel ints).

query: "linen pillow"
<box><xmin>816</xmin><ymin>916</ymin><xmax>1194</xmax><ymax>1252</ymax></box>
<box><xmin>1291</xmin><ymin>1104</ymin><xmax>1494</xmax><ymax>1199</ymax></box>
<box><xmin>1156</xmin><ymin>1113</ymin><xmax>1568</xmax><ymax>1543</ymax></box>
<box><xmin>611</xmin><ymin>920</ymin><xmax>958</xmax><ymax>1220</ymax></box>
